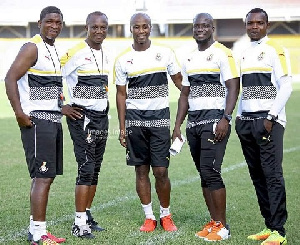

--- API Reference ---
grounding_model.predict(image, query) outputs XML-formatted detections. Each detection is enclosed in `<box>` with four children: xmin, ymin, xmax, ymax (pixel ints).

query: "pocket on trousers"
<box><xmin>253</xmin><ymin>119</ymin><xmax>269</xmax><ymax>144</ymax></box>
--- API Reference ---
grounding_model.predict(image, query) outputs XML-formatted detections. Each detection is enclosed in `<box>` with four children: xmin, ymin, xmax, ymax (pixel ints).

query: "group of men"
<box><xmin>5</xmin><ymin>5</ymin><xmax>292</xmax><ymax>245</ymax></box>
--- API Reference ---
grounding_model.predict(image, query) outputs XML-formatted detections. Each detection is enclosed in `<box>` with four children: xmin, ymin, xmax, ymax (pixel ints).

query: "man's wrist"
<box><xmin>223</xmin><ymin>114</ymin><xmax>232</xmax><ymax>122</ymax></box>
<box><xmin>266</xmin><ymin>114</ymin><xmax>277</xmax><ymax>122</ymax></box>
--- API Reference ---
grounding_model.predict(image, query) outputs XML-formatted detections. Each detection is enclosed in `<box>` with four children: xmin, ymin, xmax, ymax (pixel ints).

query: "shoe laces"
<box><xmin>162</xmin><ymin>215</ymin><xmax>175</xmax><ymax>226</ymax></box>
<box><xmin>266</xmin><ymin>231</ymin><xmax>283</xmax><ymax>240</ymax></box>
<box><xmin>88</xmin><ymin>218</ymin><xmax>98</xmax><ymax>225</ymax></box>
<box><xmin>257</xmin><ymin>228</ymin><xmax>271</xmax><ymax>235</ymax></box>
<box><xmin>203</xmin><ymin>220</ymin><xmax>215</xmax><ymax>229</ymax></box>
<box><xmin>144</xmin><ymin>219</ymin><xmax>155</xmax><ymax>225</ymax></box>
<box><xmin>210</xmin><ymin>222</ymin><xmax>224</xmax><ymax>233</ymax></box>
<box><xmin>40</xmin><ymin>235</ymin><xmax>57</xmax><ymax>244</ymax></box>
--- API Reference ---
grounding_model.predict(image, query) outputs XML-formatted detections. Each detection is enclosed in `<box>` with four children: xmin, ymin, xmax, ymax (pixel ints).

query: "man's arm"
<box><xmin>5</xmin><ymin>43</ymin><xmax>37</xmax><ymax>127</ymax></box>
<box><xmin>172</xmin><ymin>86</ymin><xmax>189</xmax><ymax>142</ymax></box>
<box><xmin>170</xmin><ymin>72</ymin><xmax>182</xmax><ymax>91</ymax></box>
<box><xmin>116</xmin><ymin>85</ymin><xmax>127</xmax><ymax>147</ymax></box>
<box><xmin>214</xmin><ymin>77</ymin><xmax>240</xmax><ymax>141</ymax></box>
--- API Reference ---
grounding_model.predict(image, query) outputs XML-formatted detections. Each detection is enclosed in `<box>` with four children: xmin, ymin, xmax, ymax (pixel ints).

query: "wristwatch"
<box><xmin>266</xmin><ymin>114</ymin><xmax>277</xmax><ymax>122</ymax></box>
<box><xmin>223</xmin><ymin>114</ymin><xmax>232</xmax><ymax>122</ymax></box>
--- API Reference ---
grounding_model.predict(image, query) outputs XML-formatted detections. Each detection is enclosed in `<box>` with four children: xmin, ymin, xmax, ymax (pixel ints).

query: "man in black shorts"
<box><xmin>115</xmin><ymin>13</ymin><xmax>182</xmax><ymax>232</ymax></box>
<box><xmin>4</xmin><ymin>6</ymin><xmax>72</xmax><ymax>245</ymax></box>
<box><xmin>61</xmin><ymin>11</ymin><xmax>110</xmax><ymax>239</ymax></box>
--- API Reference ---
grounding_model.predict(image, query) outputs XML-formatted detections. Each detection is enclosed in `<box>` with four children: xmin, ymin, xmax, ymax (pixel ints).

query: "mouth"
<box><xmin>250</xmin><ymin>31</ymin><xmax>259</xmax><ymax>36</ymax></box>
<box><xmin>48</xmin><ymin>30</ymin><xmax>58</xmax><ymax>35</ymax></box>
<box><xmin>195</xmin><ymin>33</ymin><xmax>205</xmax><ymax>38</ymax></box>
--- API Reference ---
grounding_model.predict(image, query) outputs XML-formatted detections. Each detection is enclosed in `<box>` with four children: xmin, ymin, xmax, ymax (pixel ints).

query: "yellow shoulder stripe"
<box><xmin>29</xmin><ymin>34</ymin><xmax>42</xmax><ymax>44</ymax></box>
<box><xmin>266</xmin><ymin>39</ymin><xmax>288</xmax><ymax>75</ymax></box>
<box><xmin>60</xmin><ymin>41</ymin><xmax>87</xmax><ymax>67</ymax></box>
<box><xmin>214</xmin><ymin>42</ymin><xmax>239</xmax><ymax>78</ymax></box>
<box><xmin>113</xmin><ymin>46</ymin><xmax>132</xmax><ymax>83</ymax></box>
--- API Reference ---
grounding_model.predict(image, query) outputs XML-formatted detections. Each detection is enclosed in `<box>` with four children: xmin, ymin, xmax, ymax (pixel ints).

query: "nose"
<box><xmin>51</xmin><ymin>22</ymin><xmax>60</xmax><ymax>29</ymax></box>
<box><xmin>138</xmin><ymin>27</ymin><xmax>145</xmax><ymax>33</ymax></box>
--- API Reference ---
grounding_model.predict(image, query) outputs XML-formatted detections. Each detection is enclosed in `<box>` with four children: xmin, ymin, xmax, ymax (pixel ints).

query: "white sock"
<box><xmin>160</xmin><ymin>205</ymin><xmax>170</xmax><ymax>218</ymax></box>
<box><xmin>141</xmin><ymin>202</ymin><xmax>156</xmax><ymax>220</ymax></box>
<box><xmin>75</xmin><ymin>212</ymin><xmax>87</xmax><ymax>226</ymax></box>
<box><xmin>32</xmin><ymin>221</ymin><xmax>46</xmax><ymax>241</ymax></box>
<box><xmin>29</xmin><ymin>215</ymin><xmax>34</xmax><ymax>234</ymax></box>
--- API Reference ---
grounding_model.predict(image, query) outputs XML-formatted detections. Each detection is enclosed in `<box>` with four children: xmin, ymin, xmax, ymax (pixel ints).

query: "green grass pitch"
<box><xmin>0</xmin><ymin>82</ymin><xmax>299</xmax><ymax>244</ymax></box>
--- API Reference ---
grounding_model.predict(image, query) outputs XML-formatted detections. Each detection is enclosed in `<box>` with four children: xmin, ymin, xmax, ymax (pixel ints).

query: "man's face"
<box><xmin>245</xmin><ymin>12</ymin><xmax>269</xmax><ymax>41</ymax></box>
<box><xmin>193</xmin><ymin>15</ymin><xmax>214</xmax><ymax>44</ymax></box>
<box><xmin>130</xmin><ymin>15</ymin><xmax>151</xmax><ymax>44</ymax></box>
<box><xmin>86</xmin><ymin>14</ymin><xmax>108</xmax><ymax>44</ymax></box>
<box><xmin>38</xmin><ymin>13</ymin><xmax>63</xmax><ymax>40</ymax></box>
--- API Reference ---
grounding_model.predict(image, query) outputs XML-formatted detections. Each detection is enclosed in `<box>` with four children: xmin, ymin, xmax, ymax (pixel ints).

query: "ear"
<box><xmin>85</xmin><ymin>25</ymin><xmax>88</xmax><ymax>32</ymax></box>
<box><xmin>38</xmin><ymin>20</ymin><xmax>41</xmax><ymax>28</ymax></box>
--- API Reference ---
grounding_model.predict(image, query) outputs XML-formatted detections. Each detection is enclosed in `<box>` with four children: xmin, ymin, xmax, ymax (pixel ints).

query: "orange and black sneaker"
<box><xmin>160</xmin><ymin>214</ymin><xmax>178</xmax><ymax>232</ymax></box>
<box><xmin>204</xmin><ymin>222</ymin><xmax>230</xmax><ymax>241</ymax></box>
<box><xmin>140</xmin><ymin>219</ymin><xmax>157</xmax><ymax>232</ymax></box>
<box><xmin>247</xmin><ymin>228</ymin><xmax>272</xmax><ymax>241</ymax></box>
<box><xmin>195</xmin><ymin>220</ymin><xmax>215</xmax><ymax>238</ymax></box>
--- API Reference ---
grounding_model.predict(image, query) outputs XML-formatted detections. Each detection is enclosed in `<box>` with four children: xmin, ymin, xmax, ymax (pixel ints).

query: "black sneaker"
<box><xmin>71</xmin><ymin>223</ymin><xmax>94</xmax><ymax>239</ymax></box>
<box><xmin>86</xmin><ymin>210</ymin><xmax>105</xmax><ymax>232</ymax></box>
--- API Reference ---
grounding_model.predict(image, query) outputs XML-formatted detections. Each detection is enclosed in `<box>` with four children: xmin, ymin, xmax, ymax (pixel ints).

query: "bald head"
<box><xmin>193</xmin><ymin>13</ymin><xmax>213</xmax><ymax>25</ymax></box>
<box><xmin>130</xmin><ymin>12</ymin><xmax>151</xmax><ymax>26</ymax></box>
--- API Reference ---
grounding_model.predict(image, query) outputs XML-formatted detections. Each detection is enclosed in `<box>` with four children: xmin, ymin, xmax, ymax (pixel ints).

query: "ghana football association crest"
<box><xmin>126</xmin><ymin>151</ymin><xmax>130</xmax><ymax>161</ymax></box>
<box><xmin>207</xmin><ymin>54</ymin><xmax>213</xmax><ymax>61</ymax></box>
<box><xmin>86</xmin><ymin>133</ymin><xmax>93</xmax><ymax>144</ymax></box>
<box><xmin>155</xmin><ymin>53</ymin><xmax>162</xmax><ymax>61</ymax></box>
<box><xmin>39</xmin><ymin>162</ymin><xmax>48</xmax><ymax>173</ymax></box>
<box><xmin>258</xmin><ymin>52</ymin><xmax>265</xmax><ymax>61</ymax></box>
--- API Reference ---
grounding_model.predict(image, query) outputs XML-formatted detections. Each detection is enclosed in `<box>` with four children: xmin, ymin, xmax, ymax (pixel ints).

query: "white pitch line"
<box><xmin>0</xmin><ymin>146</ymin><xmax>298</xmax><ymax>242</ymax></box>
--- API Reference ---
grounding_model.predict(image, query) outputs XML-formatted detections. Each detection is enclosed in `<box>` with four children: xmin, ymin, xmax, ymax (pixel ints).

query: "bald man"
<box><xmin>115</xmin><ymin>13</ymin><xmax>182</xmax><ymax>232</ymax></box>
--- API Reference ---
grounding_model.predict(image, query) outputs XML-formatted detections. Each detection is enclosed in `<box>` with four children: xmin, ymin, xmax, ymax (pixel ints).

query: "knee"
<box><xmin>153</xmin><ymin>167</ymin><xmax>168</xmax><ymax>181</ymax></box>
<box><xmin>76</xmin><ymin>167</ymin><xmax>94</xmax><ymax>185</ymax></box>
<box><xmin>200</xmin><ymin>169</ymin><xmax>225</xmax><ymax>190</ymax></box>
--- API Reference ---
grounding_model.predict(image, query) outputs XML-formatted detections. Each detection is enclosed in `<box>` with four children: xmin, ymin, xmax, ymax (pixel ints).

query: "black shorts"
<box><xmin>67</xmin><ymin>107</ymin><xmax>108</xmax><ymax>185</ymax></box>
<box><xmin>186</xmin><ymin>122</ymin><xmax>230</xmax><ymax>190</ymax></box>
<box><xmin>126</xmin><ymin>126</ymin><xmax>170</xmax><ymax>167</ymax></box>
<box><xmin>20</xmin><ymin>118</ymin><xmax>63</xmax><ymax>179</ymax></box>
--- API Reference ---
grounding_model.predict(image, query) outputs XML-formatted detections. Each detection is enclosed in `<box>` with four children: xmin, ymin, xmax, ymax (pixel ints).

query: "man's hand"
<box><xmin>263</xmin><ymin>119</ymin><xmax>273</xmax><ymax>133</ymax></box>
<box><xmin>172</xmin><ymin>127</ymin><xmax>182</xmax><ymax>142</ymax></box>
<box><xmin>61</xmin><ymin>105</ymin><xmax>83</xmax><ymax>120</ymax></box>
<box><xmin>119</xmin><ymin>129</ymin><xmax>126</xmax><ymax>147</ymax></box>
<box><xmin>16</xmin><ymin>112</ymin><xmax>32</xmax><ymax>127</ymax></box>
<box><xmin>214</xmin><ymin>118</ymin><xmax>229</xmax><ymax>142</ymax></box>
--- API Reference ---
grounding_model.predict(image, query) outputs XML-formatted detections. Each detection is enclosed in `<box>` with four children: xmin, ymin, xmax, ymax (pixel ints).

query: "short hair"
<box><xmin>246</xmin><ymin>8</ymin><xmax>268</xmax><ymax>23</ymax></box>
<box><xmin>40</xmin><ymin>6</ymin><xmax>63</xmax><ymax>21</ymax></box>
<box><xmin>193</xmin><ymin>13</ymin><xmax>214</xmax><ymax>25</ymax></box>
<box><xmin>130</xmin><ymin>12</ymin><xmax>151</xmax><ymax>26</ymax></box>
<box><xmin>86</xmin><ymin>11</ymin><xmax>108</xmax><ymax>25</ymax></box>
